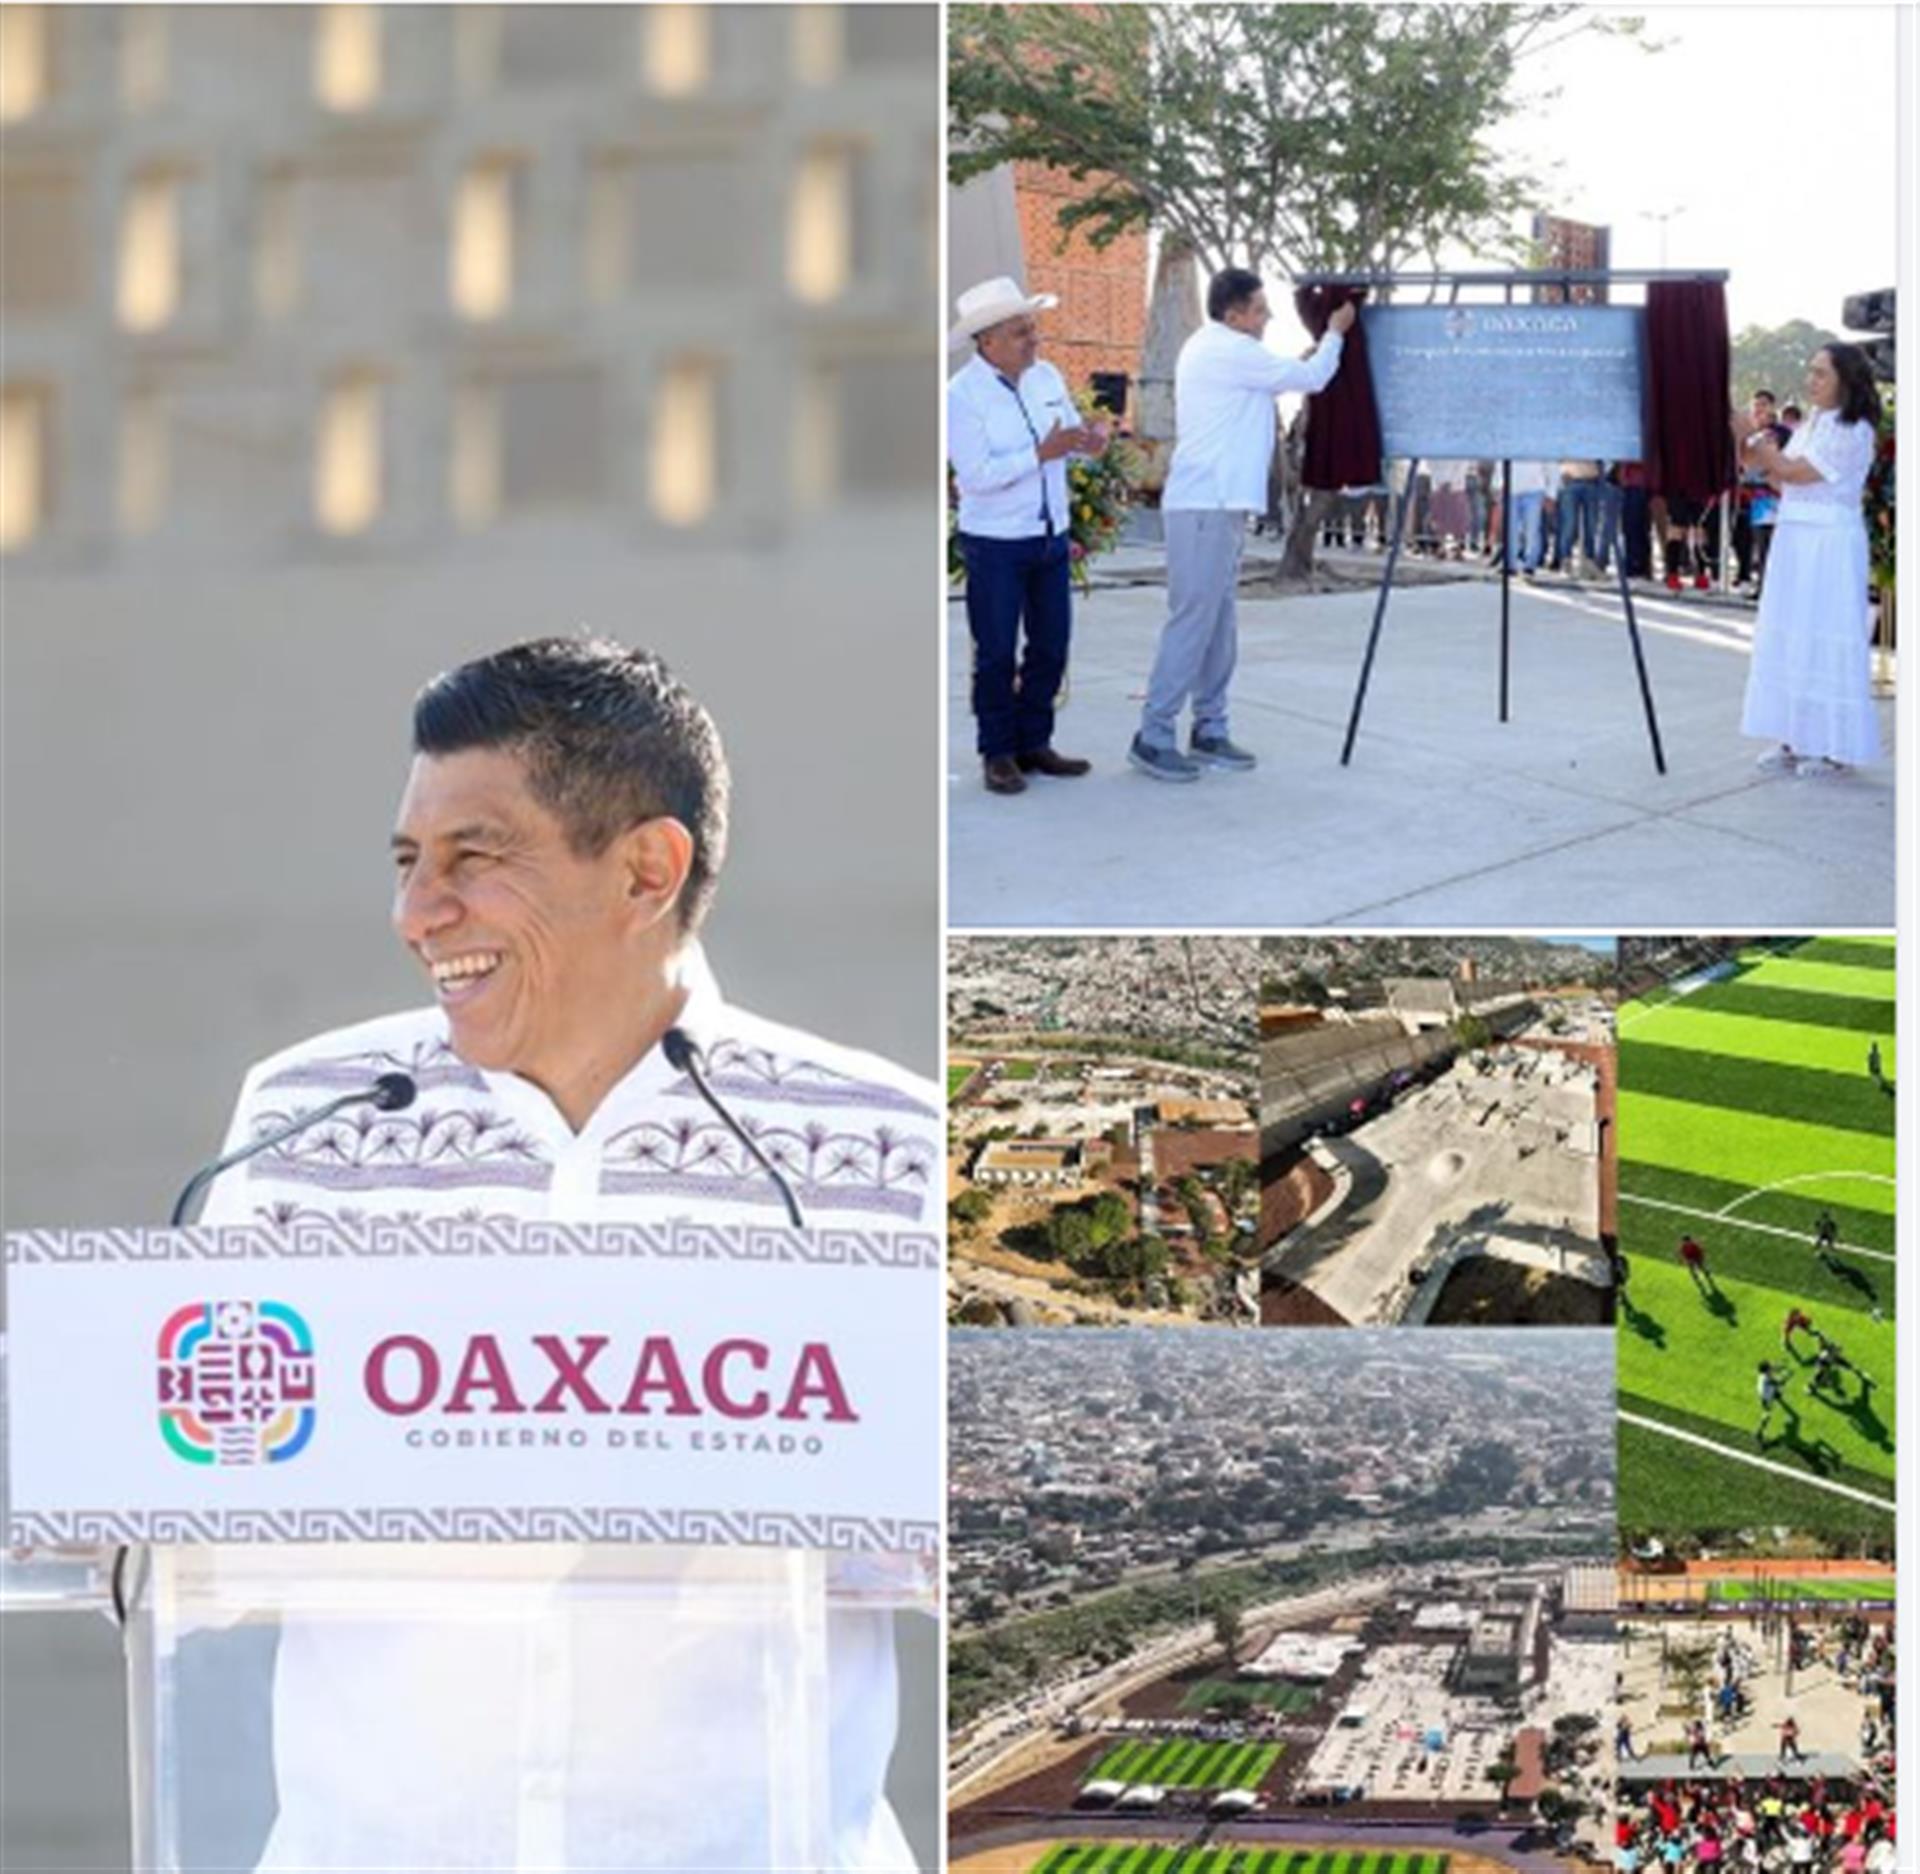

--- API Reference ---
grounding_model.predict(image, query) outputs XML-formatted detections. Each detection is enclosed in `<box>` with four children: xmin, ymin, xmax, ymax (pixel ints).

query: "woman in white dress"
<box><xmin>1737</xmin><ymin>343</ymin><xmax>1884</xmax><ymax>776</ymax></box>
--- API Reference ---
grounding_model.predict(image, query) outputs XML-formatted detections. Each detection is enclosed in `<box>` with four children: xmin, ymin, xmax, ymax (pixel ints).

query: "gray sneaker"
<box><xmin>1190</xmin><ymin>733</ymin><xmax>1256</xmax><ymax>771</ymax></box>
<box><xmin>1127</xmin><ymin>734</ymin><xmax>1201</xmax><ymax>783</ymax></box>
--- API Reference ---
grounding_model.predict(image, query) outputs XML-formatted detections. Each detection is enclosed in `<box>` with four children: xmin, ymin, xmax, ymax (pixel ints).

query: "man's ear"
<box><xmin>619</xmin><ymin>817</ymin><xmax>696</xmax><ymax>932</ymax></box>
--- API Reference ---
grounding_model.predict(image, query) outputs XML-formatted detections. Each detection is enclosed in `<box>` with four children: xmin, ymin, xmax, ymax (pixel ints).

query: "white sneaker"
<box><xmin>1754</xmin><ymin>746</ymin><xmax>1798</xmax><ymax>773</ymax></box>
<box><xmin>1796</xmin><ymin>756</ymin><xmax>1850</xmax><ymax>779</ymax></box>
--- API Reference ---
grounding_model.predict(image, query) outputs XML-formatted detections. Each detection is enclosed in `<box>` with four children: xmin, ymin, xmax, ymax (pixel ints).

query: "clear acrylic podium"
<box><xmin>3</xmin><ymin>1342</ymin><xmax>929</xmax><ymax>1872</ymax></box>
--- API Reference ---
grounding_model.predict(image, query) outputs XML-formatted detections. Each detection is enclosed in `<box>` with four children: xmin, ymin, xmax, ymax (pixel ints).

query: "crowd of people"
<box><xmin>1316</xmin><ymin>401</ymin><xmax>1808</xmax><ymax>595</ymax></box>
<box><xmin>1616</xmin><ymin>1774</ymin><xmax>1897</xmax><ymax>1872</ymax></box>
<box><xmin>1616</xmin><ymin>1625</ymin><xmax>1895</xmax><ymax>1871</ymax></box>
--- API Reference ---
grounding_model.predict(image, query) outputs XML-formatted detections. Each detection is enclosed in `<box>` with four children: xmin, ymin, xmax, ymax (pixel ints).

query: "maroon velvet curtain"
<box><xmin>1294</xmin><ymin>283</ymin><xmax>1383</xmax><ymax>490</ymax></box>
<box><xmin>1643</xmin><ymin>280</ymin><xmax>1735</xmax><ymax>501</ymax></box>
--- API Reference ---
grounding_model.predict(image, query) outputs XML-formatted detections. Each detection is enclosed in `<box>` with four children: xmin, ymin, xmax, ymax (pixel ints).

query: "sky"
<box><xmin>1264</xmin><ymin>5</ymin><xmax>1901</xmax><ymax>354</ymax></box>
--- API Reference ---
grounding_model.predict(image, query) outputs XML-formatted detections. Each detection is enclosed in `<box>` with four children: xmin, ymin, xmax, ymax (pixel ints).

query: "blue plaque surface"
<box><xmin>1363</xmin><ymin>303</ymin><xmax>1646</xmax><ymax>462</ymax></box>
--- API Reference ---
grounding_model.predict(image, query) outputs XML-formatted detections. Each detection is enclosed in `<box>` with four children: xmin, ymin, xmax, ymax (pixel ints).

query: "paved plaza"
<box><xmin>948</xmin><ymin>566</ymin><xmax>1896</xmax><ymax>928</ymax></box>
<box><xmin>1265</xmin><ymin>1045</ymin><xmax>1604</xmax><ymax>1325</ymax></box>
<box><xmin>1618</xmin><ymin>1617</ymin><xmax>1878</xmax><ymax>1769</ymax></box>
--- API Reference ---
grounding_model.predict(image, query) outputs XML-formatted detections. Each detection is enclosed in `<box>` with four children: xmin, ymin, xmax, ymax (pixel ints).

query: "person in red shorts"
<box><xmin>1783</xmin><ymin>1305</ymin><xmax>1815</xmax><ymax>1355</ymax></box>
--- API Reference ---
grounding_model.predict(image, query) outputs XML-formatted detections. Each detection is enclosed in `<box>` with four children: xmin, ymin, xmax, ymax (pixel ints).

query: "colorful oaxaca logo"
<box><xmin>157</xmin><ymin>1300</ymin><xmax>316</xmax><ymax>1466</ymax></box>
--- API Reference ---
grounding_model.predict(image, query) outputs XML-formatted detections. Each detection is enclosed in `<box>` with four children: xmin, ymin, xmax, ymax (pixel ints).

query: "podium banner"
<box><xmin>5</xmin><ymin>1220</ymin><xmax>939</xmax><ymax>1553</ymax></box>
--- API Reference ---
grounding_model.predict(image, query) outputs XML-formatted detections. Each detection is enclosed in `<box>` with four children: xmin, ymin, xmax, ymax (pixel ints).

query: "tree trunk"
<box><xmin>1275</xmin><ymin>409</ymin><xmax>1332</xmax><ymax>580</ymax></box>
<box><xmin>1134</xmin><ymin>233</ymin><xmax>1202</xmax><ymax>495</ymax></box>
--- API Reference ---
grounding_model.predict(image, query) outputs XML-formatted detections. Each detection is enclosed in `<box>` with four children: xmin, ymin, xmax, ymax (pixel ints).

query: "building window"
<box><xmin>650</xmin><ymin>357</ymin><xmax>720</xmax><ymax>528</ymax></box>
<box><xmin>791</xmin><ymin>5</ymin><xmax>841</xmax><ymax>86</ymax></box>
<box><xmin>450</xmin><ymin>157</ymin><xmax>519</xmax><ymax>321</ymax></box>
<box><xmin>118</xmin><ymin>388</ymin><xmax>167</xmax><ymax>536</ymax></box>
<box><xmin>643</xmin><ymin>5</ymin><xmax>708</xmax><ymax>96</ymax></box>
<box><xmin>119</xmin><ymin>7</ymin><xmax>168</xmax><ymax>109</ymax></box>
<box><xmin>117</xmin><ymin>169</ymin><xmax>183</xmax><ymax>333</ymax></box>
<box><xmin>787</xmin><ymin>142</ymin><xmax>853</xmax><ymax>305</ymax></box>
<box><xmin>314</xmin><ymin>368</ymin><xmax>384</xmax><ymax>535</ymax></box>
<box><xmin>314</xmin><ymin>3</ymin><xmax>381</xmax><ymax>112</ymax></box>
<box><xmin>0</xmin><ymin>6</ymin><xmax>51</xmax><ymax>122</ymax></box>
<box><xmin>449</xmin><ymin>380</ymin><xmax>499</xmax><ymax>530</ymax></box>
<box><xmin>0</xmin><ymin>382</ymin><xmax>51</xmax><ymax>551</ymax></box>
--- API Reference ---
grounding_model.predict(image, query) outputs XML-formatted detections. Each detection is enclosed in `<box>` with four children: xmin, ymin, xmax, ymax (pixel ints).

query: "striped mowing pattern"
<box><xmin>1085</xmin><ymin>1737</ymin><xmax>1286</xmax><ymax>1790</ymax></box>
<box><xmin>1028</xmin><ymin>1851</ymin><xmax>1451</xmax><ymax>1874</ymax></box>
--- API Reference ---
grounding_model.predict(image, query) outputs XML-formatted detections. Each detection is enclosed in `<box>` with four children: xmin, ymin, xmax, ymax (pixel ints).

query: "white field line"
<box><xmin>1618</xmin><ymin>1411</ymin><xmax>1896</xmax><ymax>1511</ymax></box>
<box><xmin>1618</xmin><ymin>1191</ymin><xmax>1896</xmax><ymax>1265</ymax></box>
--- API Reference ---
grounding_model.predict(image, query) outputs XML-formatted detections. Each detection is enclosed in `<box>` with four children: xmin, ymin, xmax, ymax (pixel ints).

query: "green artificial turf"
<box><xmin>1029</xmin><ymin>1854</ymin><xmax>1446</xmax><ymax>1874</ymax></box>
<box><xmin>1085</xmin><ymin>1737</ymin><xmax>1283</xmax><ymax>1790</ymax></box>
<box><xmin>1617</xmin><ymin>946</ymin><xmax>1896</xmax><ymax>1543</ymax></box>
<box><xmin>1700</xmin><ymin>1576</ymin><xmax>1896</xmax><ymax>1603</ymax></box>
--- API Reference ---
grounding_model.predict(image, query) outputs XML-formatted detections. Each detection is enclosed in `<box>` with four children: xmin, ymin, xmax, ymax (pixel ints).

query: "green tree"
<box><xmin>1050</xmin><ymin>1204</ymin><xmax>1097</xmax><ymax>1262</ymax></box>
<box><xmin>949</xmin><ymin>1189</ymin><xmax>994</xmax><ymax>1229</ymax></box>
<box><xmin>1212</xmin><ymin>1600</ymin><xmax>1245</xmax><ymax>1665</ymax></box>
<box><xmin>1731</xmin><ymin>318</ymin><xmax>1841</xmax><ymax>407</ymax></box>
<box><xmin>950</xmin><ymin>4</ymin><xmax>1655</xmax><ymax>569</ymax></box>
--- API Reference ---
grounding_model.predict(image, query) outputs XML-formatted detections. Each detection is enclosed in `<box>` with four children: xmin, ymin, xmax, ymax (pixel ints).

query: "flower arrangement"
<box><xmin>948</xmin><ymin>391</ymin><xmax>1146</xmax><ymax>591</ymax></box>
<box><xmin>1864</xmin><ymin>387</ymin><xmax>1895</xmax><ymax>596</ymax></box>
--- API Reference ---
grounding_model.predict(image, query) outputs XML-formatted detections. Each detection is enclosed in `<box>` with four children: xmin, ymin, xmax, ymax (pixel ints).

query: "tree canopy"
<box><xmin>950</xmin><ymin>4</ymin><xmax>1654</xmax><ymax>281</ymax></box>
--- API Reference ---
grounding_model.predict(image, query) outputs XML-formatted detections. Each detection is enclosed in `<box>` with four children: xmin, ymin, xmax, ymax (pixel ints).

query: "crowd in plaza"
<box><xmin>1615</xmin><ymin>1775</ymin><xmax>1897</xmax><ymax>1873</ymax></box>
<box><xmin>1616</xmin><ymin>1625</ymin><xmax>1895</xmax><ymax>1872</ymax></box>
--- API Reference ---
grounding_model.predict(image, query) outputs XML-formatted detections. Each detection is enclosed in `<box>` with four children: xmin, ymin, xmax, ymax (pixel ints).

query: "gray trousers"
<box><xmin>1140</xmin><ymin>508</ymin><xmax>1246</xmax><ymax>749</ymax></box>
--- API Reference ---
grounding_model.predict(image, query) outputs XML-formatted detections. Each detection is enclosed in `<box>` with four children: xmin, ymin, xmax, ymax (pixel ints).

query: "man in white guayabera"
<box><xmin>198</xmin><ymin>637</ymin><xmax>940</xmax><ymax>1869</ymax></box>
<box><xmin>1129</xmin><ymin>268</ymin><xmax>1355</xmax><ymax>781</ymax></box>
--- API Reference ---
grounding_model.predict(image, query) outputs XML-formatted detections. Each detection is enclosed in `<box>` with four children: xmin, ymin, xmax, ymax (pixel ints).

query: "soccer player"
<box><xmin>1756</xmin><ymin>1361</ymin><xmax>1789</xmax><ymax>1443</ymax></box>
<box><xmin>1679</xmin><ymin>1232</ymin><xmax>1714</xmax><ymax>1295</ymax></box>
<box><xmin>1809</xmin><ymin>1328</ymin><xmax>1866</xmax><ymax>1398</ymax></box>
<box><xmin>1782</xmin><ymin>1306</ymin><xmax>1815</xmax><ymax>1356</ymax></box>
<box><xmin>1866</xmin><ymin>1040</ymin><xmax>1883</xmax><ymax>1089</ymax></box>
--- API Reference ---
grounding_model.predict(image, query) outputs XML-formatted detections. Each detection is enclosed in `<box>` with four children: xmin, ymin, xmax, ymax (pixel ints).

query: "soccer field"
<box><xmin>1028</xmin><ymin>1850</ymin><xmax>1448</xmax><ymax>1874</ymax></box>
<box><xmin>1087</xmin><ymin>1737</ymin><xmax>1285</xmax><ymax>1791</ymax></box>
<box><xmin>1617</xmin><ymin>937</ymin><xmax>1896</xmax><ymax>1538</ymax></box>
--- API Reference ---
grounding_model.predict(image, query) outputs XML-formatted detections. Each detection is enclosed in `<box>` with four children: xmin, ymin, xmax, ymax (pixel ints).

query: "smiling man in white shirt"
<box><xmin>947</xmin><ymin>276</ymin><xmax>1108</xmax><ymax>795</ymax></box>
<box><xmin>199</xmin><ymin>637</ymin><xmax>940</xmax><ymax>1870</ymax></box>
<box><xmin>1129</xmin><ymin>268</ymin><xmax>1355</xmax><ymax>782</ymax></box>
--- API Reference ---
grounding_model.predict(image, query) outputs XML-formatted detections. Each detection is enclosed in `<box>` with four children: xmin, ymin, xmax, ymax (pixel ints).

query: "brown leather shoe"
<box><xmin>1016</xmin><ymin>747</ymin><xmax>1092</xmax><ymax>778</ymax></box>
<box><xmin>984</xmin><ymin>756</ymin><xmax>1027</xmax><ymax>795</ymax></box>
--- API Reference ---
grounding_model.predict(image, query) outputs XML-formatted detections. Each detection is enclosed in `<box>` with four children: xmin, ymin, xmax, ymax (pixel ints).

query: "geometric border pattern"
<box><xmin>8</xmin><ymin>1507</ymin><xmax>941</xmax><ymax>1553</ymax></box>
<box><xmin>5</xmin><ymin>1218</ymin><xmax>941</xmax><ymax>1271</ymax></box>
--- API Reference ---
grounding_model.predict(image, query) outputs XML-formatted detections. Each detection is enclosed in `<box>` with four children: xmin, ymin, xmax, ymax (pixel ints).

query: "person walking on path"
<box><xmin>1737</xmin><ymin>344</ymin><xmax>1884</xmax><ymax>777</ymax></box>
<box><xmin>1128</xmin><ymin>269</ymin><xmax>1353</xmax><ymax>782</ymax></box>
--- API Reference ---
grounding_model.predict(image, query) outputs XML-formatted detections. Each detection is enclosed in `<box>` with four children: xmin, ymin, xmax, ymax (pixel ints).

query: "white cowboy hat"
<box><xmin>948</xmin><ymin>275</ymin><xmax>1059</xmax><ymax>349</ymax></box>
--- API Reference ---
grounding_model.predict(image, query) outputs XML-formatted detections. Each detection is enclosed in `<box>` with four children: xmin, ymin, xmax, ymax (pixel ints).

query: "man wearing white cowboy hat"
<box><xmin>947</xmin><ymin>275</ymin><xmax>1109</xmax><ymax>795</ymax></box>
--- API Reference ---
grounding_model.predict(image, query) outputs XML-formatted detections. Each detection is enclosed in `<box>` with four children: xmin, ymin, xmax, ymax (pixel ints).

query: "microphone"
<box><xmin>168</xmin><ymin>1072</ymin><xmax>418</xmax><ymax>1228</ymax></box>
<box><xmin>662</xmin><ymin>1027</ymin><xmax>806</xmax><ymax>1229</ymax></box>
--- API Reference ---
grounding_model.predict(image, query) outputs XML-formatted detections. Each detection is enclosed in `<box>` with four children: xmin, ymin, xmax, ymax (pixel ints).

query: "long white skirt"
<box><xmin>1740</xmin><ymin>515</ymin><xmax>1880</xmax><ymax>764</ymax></box>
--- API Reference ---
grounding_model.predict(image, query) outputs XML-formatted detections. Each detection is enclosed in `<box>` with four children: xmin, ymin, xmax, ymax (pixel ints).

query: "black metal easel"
<box><xmin>1312</xmin><ymin>267</ymin><xmax>1721</xmax><ymax>776</ymax></box>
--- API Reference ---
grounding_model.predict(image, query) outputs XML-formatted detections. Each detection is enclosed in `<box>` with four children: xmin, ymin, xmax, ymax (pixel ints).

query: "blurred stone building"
<box><xmin>2</xmin><ymin>3</ymin><xmax>935</xmax><ymax>555</ymax></box>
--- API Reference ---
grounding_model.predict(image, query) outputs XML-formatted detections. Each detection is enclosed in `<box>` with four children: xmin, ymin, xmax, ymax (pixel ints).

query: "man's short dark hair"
<box><xmin>1753</xmin><ymin>389</ymin><xmax>1777</xmax><ymax>404</ymax></box>
<box><xmin>1781</xmin><ymin>403</ymin><xmax>1803</xmax><ymax>421</ymax></box>
<box><xmin>412</xmin><ymin>637</ymin><xmax>730</xmax><ymax>931</ymax></box>
<box><xmin>1207</xmin><ymin>267</ymin><xmax>1264</xmax><ymax>323</ymax></box>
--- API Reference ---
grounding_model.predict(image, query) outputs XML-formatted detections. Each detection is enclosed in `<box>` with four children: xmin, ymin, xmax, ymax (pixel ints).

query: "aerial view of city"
<box><xmin>950</xmin><ymin>1330</ymin><xmax>1617</xmax><ymax>1872</ymax></box>
<box><xmin>1258</xmin><ymin>938</ymin><xmax>1617</xmax><ymax>1329</ymax></box>
<box><xmin>948</xmin><ymin>938</ymin><xmax>1261</xmax><ymax>1324</ymax></box>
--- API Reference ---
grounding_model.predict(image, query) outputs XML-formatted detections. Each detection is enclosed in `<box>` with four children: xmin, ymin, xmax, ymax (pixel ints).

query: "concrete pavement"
<box><xmin>948</xmin><ymin>571</ymin><xmax>1896</xmax><ymax>927</ymax></box>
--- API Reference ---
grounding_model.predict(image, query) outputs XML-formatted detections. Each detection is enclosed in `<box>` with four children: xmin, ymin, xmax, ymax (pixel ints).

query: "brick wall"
<box><xmin>1013</xmin><ymin>160</ymin><xmax>1147</xmax><ymax>403</ymax></box>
